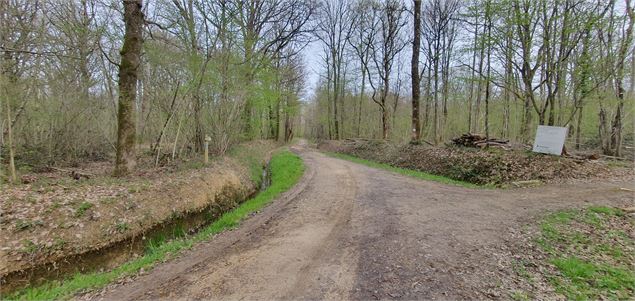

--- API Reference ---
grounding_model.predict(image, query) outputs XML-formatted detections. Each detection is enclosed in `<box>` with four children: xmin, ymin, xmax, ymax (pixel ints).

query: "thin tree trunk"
<box><xmin>153</xmin><ymin>82</ymin><xmax>179</xmax><ymax>153</ymax></box>
<box><xmin>357</xmin><ymin>68</ymin><xmax>365</xmax><ymax>137</ymax></box>
<box><xmin>575</xmin><ymin>106</ymin><xmax>583</xmax><ymax>149</ymax></box>
<box><xmin>424</xmin><ymin>64</ymin><xmax>431</xmax><ymax>132</ymax></box>
<box><xmin>411</xmin><ymin>0</ymin><xmax>421</xmax><ymax>142</ymax></box>
<box><xmin>484</xmin><ymin>0</ymin><xmax>492</xmax><ymax>139</ymax></box>
<box><xmin>330</xmin><ymin>50</ymin><xmax>340</xmax><ymax>140</ymax></box>
<box><xmin>154</xmin><ymin>83</ymin><xmax>179</xmax><ymax>166</ymax></box>
<box><xmin>326</xmin><ymin>62</ymin><xmax>332</xmax><ymax>139</ymax></box>
<box><xmin>172</xmin><ymin>112</ymin><xmax>183</xmax><ymax>159</ymax></box>
<box><xmin>433</xmin><ymin>55</ymin><xmax>439</xmax><ymax>144</ymax></box>
<box><xmin>5</xmin><ymin>98</ymin><xmax>16</xmax><ymax>183</ymax></box>
<box><xmin>502</xmin><ymin>24</ymin><xmax>513</xmax><ymax>138</ymax></box>
<box><xmin>269</xmin><ymin>102</ymin><xmax>276</xmax><ymax>139</ymax></box>
<box><xmin>275</xmin><ymin>98</ymin><xmax>280</xmax><ymax>141</ymax></box>
<box><xmin>467</xmin><ymin>2</ymin><xmax>479</xmax><ymax>133</ymax></box>
<box><xmin>608</xmin><ymin>0</ymin><xmax>634</xmax><ymax>156</ymax></box>
<box><xmin>474</xmin><ymin>32</ymin><xmax>485</xmax><ymax>133</ymax></box>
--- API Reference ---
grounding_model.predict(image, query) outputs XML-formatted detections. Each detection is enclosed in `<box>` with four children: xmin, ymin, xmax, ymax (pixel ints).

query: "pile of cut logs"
<box><xmin>451</xmin><ymin>133</ymin><xmax>510</xmax><ymax>149</ymax></box>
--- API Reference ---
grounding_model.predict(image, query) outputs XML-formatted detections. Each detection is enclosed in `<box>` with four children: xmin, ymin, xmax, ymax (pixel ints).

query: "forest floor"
<box><xmin>318</xmin><ymin>139</ymin><xmax>633</xmax><ymax>186</ymax></box>
<box><xmin>75</xmin><ymin>140</ymin><xmax>633</xmax><ymax>300</ymax></box>
<box><xmin>0</xmin><ymin>141</ymin><xmax>277</xmax><ymax>293</ymax></box>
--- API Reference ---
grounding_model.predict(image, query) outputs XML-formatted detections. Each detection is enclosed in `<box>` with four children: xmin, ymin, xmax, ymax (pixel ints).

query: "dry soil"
<box><xmin>86</xmin><ymin>142</ymin><xmax>634</xmax><ymax>300</ymax></box>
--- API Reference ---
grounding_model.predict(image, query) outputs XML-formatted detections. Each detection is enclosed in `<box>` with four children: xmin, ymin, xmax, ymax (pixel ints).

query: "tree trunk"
<box><xmin>411</xmin><ymin>0</ymin><xmax>421</xmax><ymax>142</ymax></box>
<box><xmin>114</xmin><ymin>0</ymin><xmax>143</xmax><ymax>176</ymax></box>
<box><xmin>575</xmin><ymin>106</ymin><xmax>583</xmax><ymax>150</ymax></box>
<box><xmin>357</xmin><ymin>68</ymin><xmax>365</xmax><ymax>137</ymax></box>
<box><xmin>521</xmin><ymin>93</ymin><xmax>532</xmax><ymax>141</ymax></box>
<box><xmin>269</xmin><ymin>102</ymin><xmax>276</xmax><ymax>139</ymax></box>
<box><xmin>433</xmin><ymin>54</ymin><xmax>439</xmax><ymax>144</ymax></box>
<box><xmin>468</xmin><ymin>5</ymin><xmax>479</xmax><ymax>133</ymax></box>
<box><xmin>332</xmin><ymin>59</ymin><xmax>340</xmax><ymax>140</ymax></box>
<box><xmin>502</xmin><ymin>23</ymin><xmax>513</xmax><ymax>138</ymax></box>
<box><xmin>484</xmin><ymin>0</ymin><xmax>492</xmax><ymax>139</ymax></box>
<box><xmin>474</xmin><ymin>31</ymin><xmax>485</xmax><ymax>133</ymax></box>
<box><xmin>193</xmin><ymin>95</ymin><xmax>204</xmax><ymax>151</ymax></box>
<box><xmin>424</xmin><ymin>64</ymin><xmax>431</xmax><ymax>131</ymax></box>
<box><xmin>275</xmin><ymin>98</ymin><xmax>280</xmax><ymax>141</ymax></box>
<box><xmin>607</xmin><ymin>1</ymin><xmax>634</xmax><ymax>157</ymax></box>
<box><xmin>326</xmin><ymin>62</ymin><xmax>333</xmax><ymax>139</ymax></box>
<box><xmin>284</xmin><ymin>97</ymin><xmax>293</xmax><ymax>142</ymax></box>
<box><xmin>5</xmin><ymin>98</ymin><xmax>16</xmax><ymax>183</ymax></box>
<box><xmin>381</xmin><ymin>105</ymin><xmax>389</xmax><ymax>140</ymax></box>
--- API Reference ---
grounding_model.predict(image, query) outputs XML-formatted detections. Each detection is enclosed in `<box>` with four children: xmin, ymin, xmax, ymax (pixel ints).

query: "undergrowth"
<box><xmin>6</xmin><ymin>150</ymin><xmax>304</xmax><ymax>300</ymax></box>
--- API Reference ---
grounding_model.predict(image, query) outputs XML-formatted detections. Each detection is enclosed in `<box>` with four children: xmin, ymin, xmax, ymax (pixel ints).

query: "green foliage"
<box><xmin>588</xmin><ymin>206</ymin><xmax>623</xmax><ymax>216</ymax></box>
<box><xmin>549</xmin><ymin>257</ymin><xmax>635</xmax><ymax>301</ymax></box>
<box><xmin>533</xmin><ymin>207</ymin><xmax>635</xmax><ymax>300</ymax></box>
<box><xmin>7</xmin><ymin>150</ymin><xmax>304</xmax><ymax>300</ymax></box>
<box><xmin>20</xmin><ymin>240</ymin><xmax>39</xmax><ymax>254</ymax></box>
<box><xmin>510</xmin><ymin>290</ymin><xmax>530</xmax><ymax>301</ymax></box>
<box><xmin>115</xmin><ymin>222</ymin><xmax>130</xmax><ymax>233</ymax></box>
<box><xmin>14</xmin><ymin>220</ymin><xmax>34</xmax><ymax>232</ymax></box>
<box><xmin>74</xmin><ymin>202</ymin><xmax>93</xmax><ymax>217</ymax></box>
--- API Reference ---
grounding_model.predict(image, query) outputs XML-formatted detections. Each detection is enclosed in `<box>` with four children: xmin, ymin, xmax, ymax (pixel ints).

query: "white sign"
<box><xmin>532</xmin><ymin>125</ymin><xmax>568</xmax><ymax>155</ymax></box>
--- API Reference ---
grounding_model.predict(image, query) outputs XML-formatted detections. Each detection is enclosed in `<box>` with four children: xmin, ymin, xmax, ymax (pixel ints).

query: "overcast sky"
<box><xmin>300</xmin><ymin>41</ymin><xmax>324</xmax><ymax>102</ymax></box>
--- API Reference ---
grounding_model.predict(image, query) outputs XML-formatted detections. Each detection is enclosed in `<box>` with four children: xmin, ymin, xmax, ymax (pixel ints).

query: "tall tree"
<box><xmin>422</xmin><ymin>0</ymin><xmax>459</xmax><ymax>143</ymax></box>
<box><xmin>604</xmin><ymin>0</ymin><xmax>634</xmax><ymax>156</ymax></box>
<box><xmin>366</xmin><ymin>0</ymin><xmax>407</xmax><ymax>140</ymax></box>
<box><xmin>411</xmin><ymin>0</ymin><xmax>421</xmax><ymax>142</ymax></box>
<box><xmin>114</xmin><ymin>0</ymin><xmax>144</xmax><ymax>176</ymax></box>
<box><xmin>315</xmin><ymin>0</ymin><xmax>355</xmax><ymax>140</ymax></box>
<box><xmin>348</xmin><ymin>0</ymin><xmax>378</xmax><ymax>137</ymax></box>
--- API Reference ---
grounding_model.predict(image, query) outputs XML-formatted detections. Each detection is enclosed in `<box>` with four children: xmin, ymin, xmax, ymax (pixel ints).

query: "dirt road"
<box><xmin>92</xmin><ymin>144</ymin><xmax>633</xmax><ymax>300</ymax></box>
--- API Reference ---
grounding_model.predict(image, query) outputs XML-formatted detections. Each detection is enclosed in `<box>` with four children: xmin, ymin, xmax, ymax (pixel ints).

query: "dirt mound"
<box><xmin>318</xmin><ymin>139</ymin><xmax>631</xmax><ymax>186</ymax></box>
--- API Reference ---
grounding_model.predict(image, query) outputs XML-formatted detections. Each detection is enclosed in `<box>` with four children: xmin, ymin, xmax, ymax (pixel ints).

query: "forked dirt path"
<box><xmin>89</xmin><ymin>143</ymin><xmax>633</xmax><ymax>300</ymax></box>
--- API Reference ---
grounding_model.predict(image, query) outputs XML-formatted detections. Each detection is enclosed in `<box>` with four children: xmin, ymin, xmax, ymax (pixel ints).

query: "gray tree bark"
<box><xmin>114</xmin><ymin>0</ymin><xmax>143</xmax><ymax>176</ymax></box>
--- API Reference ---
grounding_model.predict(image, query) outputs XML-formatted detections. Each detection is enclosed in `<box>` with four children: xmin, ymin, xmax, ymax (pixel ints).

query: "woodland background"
<box><xmin>305</xmin><ymin>0</ymin><xmax>634</xmax><ymax>156</ymax></box>
<box><xmin>1</xmin><ymin>0</ymin><xmax>634</xmax><ymax>181</ymax></box>
<box><xmin>1</xmin><ymin>0</ymin><xmax>310</xmax><ymax>179</ymax></box>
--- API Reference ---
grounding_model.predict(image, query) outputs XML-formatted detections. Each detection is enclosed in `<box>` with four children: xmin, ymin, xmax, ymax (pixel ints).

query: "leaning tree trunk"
<box><xmin>114</xmin><ymin>0</ymin><xmax>143</xmax><ymax>176</ymax></box>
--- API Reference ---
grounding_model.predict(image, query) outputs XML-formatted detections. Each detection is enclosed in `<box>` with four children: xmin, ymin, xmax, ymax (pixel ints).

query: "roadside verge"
<box><xmin>6</xmin><ymin>150</ymin><xmax>305</xmax><ymax>300</ymax></box>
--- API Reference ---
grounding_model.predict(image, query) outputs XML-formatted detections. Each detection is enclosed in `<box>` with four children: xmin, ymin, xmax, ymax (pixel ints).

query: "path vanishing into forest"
<box><xmin>87</xmin><ymin>141</ymin><xmax>633</xmax><ymax>300</ymax></box>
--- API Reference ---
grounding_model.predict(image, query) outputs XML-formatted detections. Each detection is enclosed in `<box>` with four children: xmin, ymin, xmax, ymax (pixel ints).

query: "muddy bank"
<box><xmin>318</xmin><ymin>139</ymin><xmax>632</xmax><ymax>185</ymax></box>
<box><xmin>0</xmin><ymin>141</ymin><xmax>277</xmax><ymax>293</ymax></box>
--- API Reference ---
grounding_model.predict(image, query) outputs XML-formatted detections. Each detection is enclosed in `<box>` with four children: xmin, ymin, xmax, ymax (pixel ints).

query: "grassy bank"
<box><xmin>326</xmin><ymin>152</ymin><xmax>483</xmax><ymax>189</ymax></box>
<box><xmin>511</xmin><ymin>206</ymin><xmax>634</xmax><ymax>300</ymax></box>
<box><xmin>7</xmin><ymin>150</ymin><xmax>304</xmax><ymax>300</ymax></box>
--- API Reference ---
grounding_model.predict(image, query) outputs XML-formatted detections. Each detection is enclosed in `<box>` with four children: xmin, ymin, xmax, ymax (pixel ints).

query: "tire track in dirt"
<box><xmin>88</xmin><ymin>144</ymin><xmax>633</xmax><ymax>300</ymax></box>
<box><xmin>90</xmin><ymin>148</ymin><xmax>360</xmax><ymax>300</ymax></box>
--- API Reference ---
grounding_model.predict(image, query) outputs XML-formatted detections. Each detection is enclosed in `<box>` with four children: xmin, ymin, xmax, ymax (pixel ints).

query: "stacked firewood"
<box><xmin>451</xmin><ymin>133</ymin><xmax>510</xmax><ymax>149</ymax></box>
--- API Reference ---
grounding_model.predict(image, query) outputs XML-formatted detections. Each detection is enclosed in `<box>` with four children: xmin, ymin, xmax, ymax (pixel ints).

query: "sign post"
<box><xmin>532</xmin><ymin>125</ymin><xmax>568</xmax><ymax>156</ymax></box>
<box><xmin>204</xmin><ymin>135</ymin><xmax>211</xmax><ymax>164</ymax></box>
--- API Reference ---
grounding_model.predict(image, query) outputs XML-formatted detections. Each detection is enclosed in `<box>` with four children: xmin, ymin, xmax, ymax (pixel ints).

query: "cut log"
<box><xmin>453</xmin><ymin>133</ymin><xmax>510</xmax><ymax>149</ymax></box>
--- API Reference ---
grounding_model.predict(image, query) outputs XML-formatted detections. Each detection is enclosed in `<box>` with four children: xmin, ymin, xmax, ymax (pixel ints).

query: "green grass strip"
<box><xmin>326</xmin><ymin>152</ymin><xmax>483</xmax><ymax>189</ymax></box>
<box><xmin>534</xmin><ymin>206</ymin><xmax>635</xmax><ymax>300</ymax></box>
<box><xmin>7</xmin><ymin>150</ymin><xmax>304</xmax><ymax>300</ymax></box>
